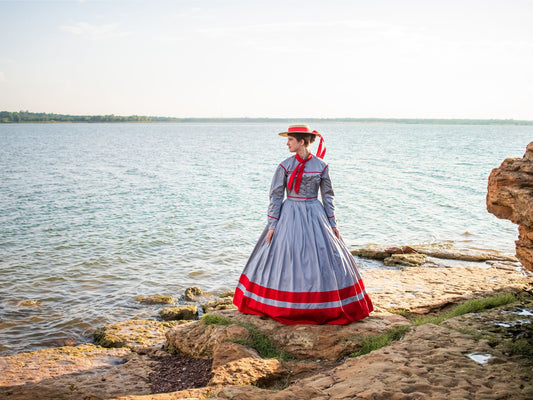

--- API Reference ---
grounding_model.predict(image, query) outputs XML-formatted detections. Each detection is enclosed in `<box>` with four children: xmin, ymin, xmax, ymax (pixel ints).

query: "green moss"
<box><xmin>202</xmin><ymin>314</ymin><xmax>233</xmax><ymax>326</ymax></box>
<box><xmin>231</xmin><ymin>321</ymin><xmax>291</xmax><ymax>361</ymax></box>
<box><xmin>413</xmin><ymin>293</ymin><xmax>518</xmax><ymax>326</ymax></box>
<box><xmin>508</xmin><ymin>339</ymin><xmax>533</xmax><ymax>359</ymax></box>
<box><xmin>202</xmin><ymin>313</ymin><xmax>291</xmax><ymax>360</ymax></box>
<box><xmin>387</xmin><ymin>308</ymin><xmax>411</xmax><ymax>317</ymax></box>
<box><xmin>350</xmin><ymin>293</ymin><xmax>521</xmax><ymax>358</ymax></box>
<box><xmin>135</xmin><ymin>295</ymin><xmax>177</xmax><ymax>305</ymax></box>
<box><xmin>349</xmin><ymin>325</ymin><xmax>410</xmax><ymax>357</ymax></box>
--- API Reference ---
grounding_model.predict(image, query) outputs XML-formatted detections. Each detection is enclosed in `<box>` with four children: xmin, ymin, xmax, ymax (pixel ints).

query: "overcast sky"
<box><xmin>1</xmin><ymin>0</ymin><xmax>532</xmax><ymax>119</ymax></box>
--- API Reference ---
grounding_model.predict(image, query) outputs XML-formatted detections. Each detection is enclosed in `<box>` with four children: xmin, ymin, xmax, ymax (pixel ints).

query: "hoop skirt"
<box><xmin>233</xmin><ymin>155</ymin><xmax>373</xmax><ymax>325</ymax></box>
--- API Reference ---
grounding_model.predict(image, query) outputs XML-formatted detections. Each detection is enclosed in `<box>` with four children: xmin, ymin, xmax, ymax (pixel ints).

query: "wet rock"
<box><xmin>219</xmin><ymin>289</ymin><xmax>235</xmax><ymax>298</ymax></box>
<box><xmin>18</xmin><ymin>299</ymin><xmax>42</xmax><ymax>308</ymax></box>
<box><xmin>351</xmin><ymin>245</ymin><xmax>391</xmax><ymax>259</ymax></box>
<box><xmin>202</xmin><ymin>297</ymin><xmax>237</xmax><ymax>313</ymax></box>
<box><xmin>410</xmin><ymin>243</ymin><xmax>517</xmax><ymax>262</ymax></box>
<box><xmin>352</xmin><ymin>243</ymin><xmax>516</xmax><ymax>264</ymax></box>
<box><xmin>94</xmin><ymin>320</ymin><xmax>181</xmax><ymax>349</ymax></box>
<box><xmin>183</xmin><ymin>286</ymin><xmax>204</xmax><ymax>301</ymax></box>
<box><xmin>487</xmin><ymin>141</ymin><xmax>533</xmax><ymax>271</ymax></box>
<box><xmin>159</xmin><ymin>305</ymin><xmax>198</xmax><ymax>321</ymax></box>
<box><xmin>135</xmin><ymin>295</ymin><xmax>177</xmax><ymax>305</ymax></box>
<box><xmin>384</xmin><ymin>253</ymin><xmax>428</xmax><ymax>267</ymax></box>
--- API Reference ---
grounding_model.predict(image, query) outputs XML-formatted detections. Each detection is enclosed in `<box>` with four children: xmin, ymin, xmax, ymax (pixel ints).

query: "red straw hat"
<box><xmin>278</xmin><ymin>124</ymin><xmax>326</xmax><ymax>159</ymax></box>
<box><xmin>278</xmin><ymin>124</ymin><xmax>321</xmax><ymax>137</ymax></box>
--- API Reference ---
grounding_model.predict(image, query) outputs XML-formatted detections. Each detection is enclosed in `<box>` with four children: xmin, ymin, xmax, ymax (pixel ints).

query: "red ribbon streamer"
<box><xmin>288</xmin><ymin>153</ymin><xmax>313</xmax><ymax>194</ymax></box>
<box><xmin>314</xmin><ymin>130</ymin><xmax>326</xmax><ymax>159</ymax></box>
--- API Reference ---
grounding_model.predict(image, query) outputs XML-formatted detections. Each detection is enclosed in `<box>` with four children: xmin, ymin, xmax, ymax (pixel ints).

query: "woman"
<box><xmin>233</xmin><ymin>125</ymin><xmax>373</xmax><ymax>324</ymax></box>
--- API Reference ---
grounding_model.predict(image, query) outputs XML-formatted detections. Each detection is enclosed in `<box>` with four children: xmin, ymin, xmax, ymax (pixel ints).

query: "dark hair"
<box><xmin>288</xmin><ymin>133</ymin><xmax>316</xmax><ymax>147</ymax></box>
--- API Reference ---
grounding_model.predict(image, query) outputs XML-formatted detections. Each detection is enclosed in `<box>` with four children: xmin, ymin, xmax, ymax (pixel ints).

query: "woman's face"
<box><xmin>286</xmin><ymin>136</ymin><xmax>305</xmax><ymax>153</ymax></box>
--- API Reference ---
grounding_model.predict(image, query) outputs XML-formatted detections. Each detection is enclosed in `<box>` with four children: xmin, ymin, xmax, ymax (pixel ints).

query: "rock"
<box><xmin>208</xmin><ymin>342</ymin><xmax>287</xmax><ymax>386</ymax></box>
<box><xmin>384</xmin><ymin>245</ymin><xmax>416</xmax><ymax>254</ymax></box>
<box><xmin>159</xmin><ymin>305</ymin><xmax>198</xmax><ymax>321</ymax></box>
<box><xmin>352</xmin><ymin>243</ymin><xmax>516</xmax><ymax>263</ymax></box>
<box><xmin>487</xmin><ymin>142</ymin><xmax>533</xmax><ymax>271</ymax></box>
<box><xmin>165</xmin><ymin>320</ymin><xmax>250</xmax><ymax>358</ymax></box>
<box><xmin>202</xmin><ymin>297</ymin><xmax>237</xmax><ymax>313</ymax></box>
<box><xmin>94</xmin><ymin>320</ymin><xmax>181</xmax><ymax>349</ymax></box>
<box><xmin>166</xmin><ymin>309</ymin><xmax>410</xmax><ymax>362</ymax></box>
<box><xmin>384</xmin><ymin>253</ymin><xmax>428</xmax><ymax>267</ymax></box>
<box><xmin>183</xmin><ymin>286</ymin><xmax>204</xmax><ymax>301</ymax></box>
<box><xmin>363</xmin><ymin>265</ymin><xmax>531</xmax><ymax>314</ymax></box>
<box><xmin>135</xmin><ymin>295</ymin><xmax>177</xmax><ymax>305</ymax></box>
<box><xmin>351</xmin><ymin>245</ymin><xmax>391</xmax><ymax>259</ymax></box>
<box><xmin>410</xmin><ymin>243</ymin><xmax>517</xmax><ymax>262</ymax></box>
<box><xmin>0</xmin><ymin>344</ymin><xmax>154</xmax><ymax>399</ymax></box>
<box><xmin>219</xmin><ymin>290</ymin><xmax>235</xmax><ymax>298</ymax></box>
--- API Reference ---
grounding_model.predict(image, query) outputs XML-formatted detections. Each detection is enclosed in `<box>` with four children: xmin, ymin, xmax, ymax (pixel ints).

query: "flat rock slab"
<box><xmin>363</xmin><ymin>265</ymin><xmax>532</xmax><ymax>314</ymax></box>
<box><xmin>0</xmin><ymin>344</ymin><xmax>156</xmax><ymax>399</ymax></box>
<box><xmin>95</xmin><ymin>320</ymin><xmax>183</xmax><ymax>349</ymax></box>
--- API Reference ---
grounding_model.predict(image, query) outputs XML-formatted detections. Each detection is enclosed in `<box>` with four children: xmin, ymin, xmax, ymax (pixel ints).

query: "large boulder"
<box><xmin>165</xmin><ymin>310</ymin><xmax>410</xmax><ymax>362</ymax></box>
<box><xmin>487</xmin><ymin>142</ymin><xmax>533</xmax><ymax>271</ymax></box>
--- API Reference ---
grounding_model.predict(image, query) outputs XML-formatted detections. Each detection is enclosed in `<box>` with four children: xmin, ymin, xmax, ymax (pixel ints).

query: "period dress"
<box><xmin>233</xmin><ymin>153</ymin><xmax>373</xmax><ymax>325</ymax></box>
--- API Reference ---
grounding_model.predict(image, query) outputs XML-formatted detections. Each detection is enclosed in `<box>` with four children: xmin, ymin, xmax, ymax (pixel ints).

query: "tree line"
<box><xmin>1</xmin><ymin>111</ymin><xmax>532</xmax><ymax>125</ymax></box>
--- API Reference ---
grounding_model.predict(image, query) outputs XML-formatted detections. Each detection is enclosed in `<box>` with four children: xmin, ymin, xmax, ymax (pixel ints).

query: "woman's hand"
<box><xmin>332</xmin><ymin>227</ymin><xmax>341</xmax><ymax>240</ymax></box>
<box><xmin>266</xmin><ymin>229</ymin><xmax>275</xmax><ymax>244</ymax></box>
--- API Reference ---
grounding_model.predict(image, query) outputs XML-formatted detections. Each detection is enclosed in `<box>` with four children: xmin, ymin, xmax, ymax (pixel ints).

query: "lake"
<box><xmin>0</xmin><ymin>122</ymin><xmax>530</xmax><ymax>355</ymax></box>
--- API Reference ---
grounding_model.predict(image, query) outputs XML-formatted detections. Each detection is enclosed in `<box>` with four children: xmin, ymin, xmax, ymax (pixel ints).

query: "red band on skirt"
<box><xmin>237</xmin><ymin>274</ymin><xmax>368</xmax><ymax>304</ymax></box>
<box><xmin>233</xmin><ymin>287</ymin><xmax>373</xmax><ymax>325</ymax></box>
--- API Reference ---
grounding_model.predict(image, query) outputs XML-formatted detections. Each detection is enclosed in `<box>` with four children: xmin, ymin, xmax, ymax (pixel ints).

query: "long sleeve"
<box><xmin>320</xmin><ymin>165</ymin><xmax>337</xmax><ymax>228</ymax></box>
<box><xmin>267</xmin><ymin>164</ymin><xmax>287</xmax><ymax>229</ymax></box>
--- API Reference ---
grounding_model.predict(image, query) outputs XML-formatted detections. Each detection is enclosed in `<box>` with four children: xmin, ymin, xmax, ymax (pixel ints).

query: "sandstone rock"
<box><xmin>165</xmin><ymin>320</ymin><xmax>250</xmax><ymax>358</ymax></box>
<box><xmin>384</xmin><ymin>245</ymin><xmax>416</xmax><ymax>254</ymax></box>
<box><xmin>135</xmin><ymin>295</ymin><xmax>177</xmax><ymax>305</ymax></box>
<box><xmin>352</xmin><ymin>243</ymin><xmax>516</xmax><ymax>263</ymax></box>
<box><xmin>384</xmin><ymin>253</ymin><xmax>428</xmax><ymax>267</ymax></box>
<box><xmin>183</xmin><ymin>286</ymin><xmax>204</xmax><ymax>301</ymax></box>
<box><xmin>351</xmin><ymin>245</ymin><xmax>391</xmax><ymax>259</ymax></box>
<box><xmin>0</xmin><ymin>344</ymin><xmax>155</xmax><ymax>399</ymax></box>
<box><xmin>160</xmin><ymin>305</ymin><xmax>198</xmax><ymax>321</ymax></box>
<box><xmin>202</xmin><ymin>297</ymin><xmax>237</xmax><ymax>313</ymax></box>
<box><xmin>410</xmin><ymin>243</ymin><xmax>517</xmax><ymax>262</ymax></box>
<box><xmin>209</xmin><ymin>342</ymin><xmax>286</xmax><ymax>386</ymax></box>
<box><xmin>363</xmin><ymin>265</ymin><xmax>531</xmax><ymax>314</ymax></box>
<box><xmin>219</xmin><ymin>290</ymin><xmax>235</xmax><ymax>298</ymax></box>
<box><xmin>166</xmin><ymin>309</ymin><xmax>410</xmax><ymax>362</ymax></box>
<box><xmin>487</xmin><ymin>142</ymin><xmax>533</xmax><ymax>271</ymax></box>
<box><xmin>94</xmin><ymin>320</ymin><xmax>181</xmax><ymax>349</ymax></box>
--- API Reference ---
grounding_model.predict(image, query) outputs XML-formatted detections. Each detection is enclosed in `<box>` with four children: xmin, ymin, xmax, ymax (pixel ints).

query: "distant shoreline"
<box><xmin>1</xmin><ymin>111</ymin><xmax>533</xmax><ymax>125</ymax></box>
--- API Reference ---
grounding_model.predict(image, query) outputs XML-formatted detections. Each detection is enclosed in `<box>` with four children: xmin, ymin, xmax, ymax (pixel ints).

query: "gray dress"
<box><xmin>233</xmin><ymin>154</ymin><xmax>373</xmax><ymax>324</ymax></box>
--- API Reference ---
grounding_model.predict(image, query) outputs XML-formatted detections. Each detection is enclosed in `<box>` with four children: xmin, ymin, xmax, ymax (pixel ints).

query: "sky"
<box><xmin>1</xmin><ymin>0</ymin><xmax>532</xmax><ymax>119</ymax></box>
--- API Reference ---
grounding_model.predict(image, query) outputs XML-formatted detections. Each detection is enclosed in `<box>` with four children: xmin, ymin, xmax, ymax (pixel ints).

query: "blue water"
<box><xmin>0</xmin><ymin>122</ymin><xmax>530</xmax><ymax>355</ymax></box>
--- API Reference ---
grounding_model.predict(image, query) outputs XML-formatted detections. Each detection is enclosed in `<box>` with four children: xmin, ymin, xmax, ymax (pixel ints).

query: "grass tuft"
<box><xmin>201</xmin><ymin>313</ymin><xmax>291</xmax><ymax>360</ymax></box>
<box><xmin>413</xmin><ymin>292</ymin><xmax>517</xmax><ymax>326</ymax></box>
<box><xmin>201</xmin><ymin>314</ymin><xmax>233</xmax><ymax>326</ymax></box>
<box><xmin>350</xmin><ymin>325</ymin><xmax>410</xmax><ymax>357</ymax></box>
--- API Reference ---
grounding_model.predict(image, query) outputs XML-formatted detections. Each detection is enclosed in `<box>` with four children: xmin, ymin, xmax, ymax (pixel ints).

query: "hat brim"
<box><xmin>278</xmin><ymin>131</ymin><xmax>319</xmax><ymax>137</ymax></box>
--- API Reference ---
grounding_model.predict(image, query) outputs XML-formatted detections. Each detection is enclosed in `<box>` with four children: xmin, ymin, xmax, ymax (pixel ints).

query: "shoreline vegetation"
<box><xmin>1</xmin><ymin>110</ymin><xmax>533</xmax><ymax>125</ymax></box>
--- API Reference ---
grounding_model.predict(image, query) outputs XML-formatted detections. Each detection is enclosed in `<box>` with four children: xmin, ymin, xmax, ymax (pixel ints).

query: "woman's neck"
<box><xmin>297</xmin><ymin>148</ymin><xmax>310</xmax><ymax>159</ymax></box>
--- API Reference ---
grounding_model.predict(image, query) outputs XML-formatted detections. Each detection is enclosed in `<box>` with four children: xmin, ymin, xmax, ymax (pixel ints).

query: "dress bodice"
<box><xmin>267</xmin><ymin>154</ymin><xmax>336</xmax><ymax>229</ymax></box>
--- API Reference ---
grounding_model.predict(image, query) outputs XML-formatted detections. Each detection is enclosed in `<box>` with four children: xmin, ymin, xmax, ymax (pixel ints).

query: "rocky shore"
<box><xmin>487</xmin><ymin>141</ymin><xmax>533</xmax><ymax>271</ymax></box>
<box><xmin>1</xmin><ymin>246</ymin><xmax>532</xmax><ymax>400</ymax></box>
<box><xmin>2</xmin><ymin>143</ymin><xmax>533</xmax><ymax>399</ymax></box>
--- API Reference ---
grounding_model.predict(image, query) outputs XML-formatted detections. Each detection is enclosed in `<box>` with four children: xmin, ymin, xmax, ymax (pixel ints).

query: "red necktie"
<box><xmin>288</xmin><ymin>153</ymin><xmax>313</xmax><ymax>194</ymax></box>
